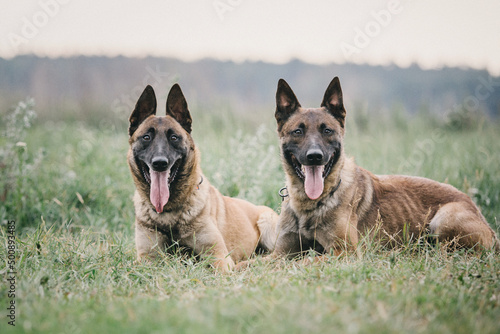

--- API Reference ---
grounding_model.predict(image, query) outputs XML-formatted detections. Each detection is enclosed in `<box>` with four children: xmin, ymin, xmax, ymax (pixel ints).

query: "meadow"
<box><xmin>1</xmin><ymin>99</ymin><xmax>499</xmax><ymax>333</ymax></box>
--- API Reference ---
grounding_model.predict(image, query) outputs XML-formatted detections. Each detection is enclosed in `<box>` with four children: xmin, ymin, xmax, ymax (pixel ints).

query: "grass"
<box><xmin>2</xmin><ymin>226</ymin><xmax>499</xmax><ymax>333</ymax></box>
<box><xmin>1</xmin><ymin>100</ymin><xmax>499</xmax><ymax>333</ymax></box>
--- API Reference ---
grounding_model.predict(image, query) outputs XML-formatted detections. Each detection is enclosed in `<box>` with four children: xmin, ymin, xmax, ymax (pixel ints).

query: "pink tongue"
<box><xmin>304</xmin><ymin>166</ymin><xmax>324</xmax><ymax>200</ymax></box>
<box><xmin>150</xmin><ymin>170</ymin><xmax>170</xmax><ymax>213</ymax></box>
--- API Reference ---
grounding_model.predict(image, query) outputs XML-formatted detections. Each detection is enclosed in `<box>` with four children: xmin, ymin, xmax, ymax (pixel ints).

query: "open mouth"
<box><xmin>139</xmin><ymin>159</ymin><xmax>182</xmax><ymax>213</ymax></box>
<box><xmin>290</xmin><ymin>152</ymin><xmax>337</xmax><ymax>200</ymax></box>
<box><xmin>139</xmin><ymin>159</ymin><xmax>181</xmax><ymax>186</ymax></box>
<box><xmin>291</xmin><ymin>153</ymin><xmax>336</xmax><ymax>181</ymax></box>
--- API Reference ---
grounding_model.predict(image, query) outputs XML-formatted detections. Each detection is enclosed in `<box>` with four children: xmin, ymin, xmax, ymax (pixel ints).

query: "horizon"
<box><xmin>2</xmin><ymin>53</ymin><xmax>497</xmax><ymax>75</ymax></box>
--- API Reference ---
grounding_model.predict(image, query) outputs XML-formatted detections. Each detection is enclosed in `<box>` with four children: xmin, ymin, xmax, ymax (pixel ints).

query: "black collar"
<box><xmin>328</xmin><ymin>178</ymin><xmax>342</xmax><ymax>196</ymax></box>
<box><xmin>196</xmin><ymin>175</ymin><xmax>203</xmax><ymax>190</ymax></box>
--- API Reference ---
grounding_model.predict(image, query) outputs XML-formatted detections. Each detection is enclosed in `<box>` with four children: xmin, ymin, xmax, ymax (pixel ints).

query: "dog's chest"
<box><xmin>297</xmin><ymin>213</ymin><xmax>329</xmax><ymax>238</ymax></box>
<box><xmin>133</xmin><ymin>191</ymin><xmax>198</xmax><ymax>238</ymax></box>
<box><xmin>288</xmin><ymin>196</ymin><xmax>340</xmax><ymax>233</ymax></box>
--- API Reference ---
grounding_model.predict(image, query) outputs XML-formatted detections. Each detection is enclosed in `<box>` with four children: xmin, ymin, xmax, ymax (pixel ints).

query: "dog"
<box><xmin>127</xmin><ymin>84</ymin><xmax>278</xmax><ymax>272</ymax></box>
<box><xmin>266</xmin><ymin>77</ymin><xmax>499</xmax><ymax>260</ymax></box>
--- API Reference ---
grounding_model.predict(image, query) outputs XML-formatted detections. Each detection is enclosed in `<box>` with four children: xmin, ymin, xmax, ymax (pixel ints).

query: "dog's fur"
<box><xmin>128</xmin><ymin>84</ymin><xmax>278</xmax><ymax>272</ymax></box>
<box><xmin>269</xmin><ymin>77</ymin><xmax>499</xmax><ymax>258</ymax></box>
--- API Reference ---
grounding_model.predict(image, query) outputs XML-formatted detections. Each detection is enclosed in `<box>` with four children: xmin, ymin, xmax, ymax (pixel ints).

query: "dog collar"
<box><xmin>279</xmin><ymin>186</ymin><xmax>289</xmax><ymax>201</ymax></box>
<box><xmin>196</xmin><ymin>176</ymin><xmax>203</xmax><ymax>190</ymax></box>
<box><xmin>329</xmin><ymin>178</ymin><xmax>342</xmax><ymax>196</ymax></box>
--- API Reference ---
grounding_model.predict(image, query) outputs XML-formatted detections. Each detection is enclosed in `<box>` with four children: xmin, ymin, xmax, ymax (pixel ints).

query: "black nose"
<box><xmin>151</xmin><ymin>157</ymin><xmax>169</xmax><ymax>171</ymax></box>
<box><xmin>306</xmin><ymin>149</ymin><xmax>324</xmax><ymax>164</ymax></box>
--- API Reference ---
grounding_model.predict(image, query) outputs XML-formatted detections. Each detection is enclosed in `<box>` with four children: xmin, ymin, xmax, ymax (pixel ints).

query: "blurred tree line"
<box><xmin>0</xmin><ymin>56</ymin><xmax>498</xmax><ymax>126</ymax></box>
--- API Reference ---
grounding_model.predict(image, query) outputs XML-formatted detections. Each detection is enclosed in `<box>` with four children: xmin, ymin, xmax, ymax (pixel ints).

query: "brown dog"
<box><xmin>128</xmin><ymin>84</ymin><xmax>278</xmax><ymax>272</ymax></box>
<box><xmin>267</xmin><ymin>77</ymin><xmax>499</xmax><ymax>259</ymax></box>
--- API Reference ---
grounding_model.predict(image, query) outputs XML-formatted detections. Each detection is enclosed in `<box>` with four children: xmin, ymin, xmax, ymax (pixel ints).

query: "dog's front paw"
<box><xmin>299</xmin><ymin>254</ymin><xmax>329</xmax><ymax>265</ymax></box>
<box><xmin>212</xmin><ymin>257</ymin><xmax>235</xmax><ymax>274</ymax></box>
<box><xmin>135</xmin><ymin>252</ymin><xmax>155</xmax><ymax>264</ymax></box>
<box><xmin>234</xmin><ymin>259</ymin><xmax>256</xmax><ymax>271</ymax></box>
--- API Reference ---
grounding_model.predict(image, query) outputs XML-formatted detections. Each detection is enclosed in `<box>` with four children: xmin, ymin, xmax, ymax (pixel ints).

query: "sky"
<box><xmin>1</xmin><ymin>0</ymin><xmax>500</xmax><ymax>74</ymax></box>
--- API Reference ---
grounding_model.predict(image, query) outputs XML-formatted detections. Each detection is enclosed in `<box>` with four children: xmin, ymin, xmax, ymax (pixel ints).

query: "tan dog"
<box><xmin>265</xmin><ymin>77</ymin><xmax>499</xmax><ymax>260</ymax></box>
<box><xmin>128</xmin><ymin>84</ymin><xmax>278</xmax><ymax>272</ymax></box>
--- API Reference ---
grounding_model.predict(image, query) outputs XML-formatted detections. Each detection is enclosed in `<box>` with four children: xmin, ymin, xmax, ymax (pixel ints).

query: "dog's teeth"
<box><xmin>301</xmin><ymin>166</ymin><xmax>306</xmax><ymax>173</ymax></box>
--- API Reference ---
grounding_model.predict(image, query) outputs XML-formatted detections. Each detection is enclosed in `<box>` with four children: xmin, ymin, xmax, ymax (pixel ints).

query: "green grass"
<box><xmin>1</xmin><ymin>226</ymin><xmax>499</xmax><ymax>333</ymax></box>
<box><xmin>1</xmin><ymin>101</ymin><xmax>500</xmax><ymax>333</ymax></box>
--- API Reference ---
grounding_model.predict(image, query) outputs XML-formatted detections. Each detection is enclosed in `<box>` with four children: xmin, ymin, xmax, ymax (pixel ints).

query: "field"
<box><xmin>1</xmin><ymin>99</ymin><xmax>500</xmax><ymax>333</ymax></box>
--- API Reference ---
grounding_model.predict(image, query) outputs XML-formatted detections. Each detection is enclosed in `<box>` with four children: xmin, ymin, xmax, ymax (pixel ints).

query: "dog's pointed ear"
<box><xmin>129</xmin><ymin>85</ymin><xmax>157</xmax><ymax>136</ymax></box>
<box><xmin>166</xmin><ymin>83</ymin><xmax>192</xmax><ymax>133</ymax></box>
<box><xmin>321</xmin><ymin>77</ymin><xmax>346</xmax><ymax>128</ymax></box>
<box><xmin>275</xmin><ymin>79</ymin><xmax>301</xmax><ymax>131</ymax></box>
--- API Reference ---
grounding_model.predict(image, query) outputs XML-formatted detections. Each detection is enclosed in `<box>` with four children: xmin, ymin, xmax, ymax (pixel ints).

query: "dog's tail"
<box><xmin>256</xmin><ymin>209</ymin><xmax>280</xmax><ymax>252</ymax></box>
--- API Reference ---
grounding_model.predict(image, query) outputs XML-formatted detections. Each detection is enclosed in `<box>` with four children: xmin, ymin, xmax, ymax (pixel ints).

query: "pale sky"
<box><xmin>1</xmin><ymin>0</ymin><xmax>499</xmax><ymax>74</ymax></box>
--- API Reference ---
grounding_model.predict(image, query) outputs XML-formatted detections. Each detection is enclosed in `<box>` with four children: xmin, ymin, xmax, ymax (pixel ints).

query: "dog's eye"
<box><xmin>142</xmin><ymin>134</ymin><xmax>151</xmax><ymax>141</ymax></box>
<box><xmin>324</xmin><ymin>128</ymin><xmax>333</xmax><ymax>135</ymax></box>
<box><xmin>170</xmin><ymin>134</ymin><xmax>179</xmax><ymax>141</ymax></box>
<box><xmin>292</xmin><ymin>129</ymin><xmax>303</xmax><ymax>136</ymax></box>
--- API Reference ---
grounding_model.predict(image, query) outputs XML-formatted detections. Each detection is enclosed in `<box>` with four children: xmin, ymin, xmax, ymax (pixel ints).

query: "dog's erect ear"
<box><xmin>129</xmin><ymin>85</ymin><xmax>157</xmax><ymax>136</ymax></box>
<box><xmin>321</xmin><ymin>77</ymin><xmax>346</xmax><ymax>128</ymax></box>
<box><xmin>275</xmin><ymin>79</ymin><xmax>301</xmax><ymax>131</ymax></box>
<box><xmin>166</xmin><ymin>84</ymin><xmax>192</xmax><ymax>133</ymax></box>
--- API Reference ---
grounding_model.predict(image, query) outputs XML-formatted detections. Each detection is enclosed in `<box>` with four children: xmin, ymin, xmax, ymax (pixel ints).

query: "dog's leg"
<box><xmin>234</xmin><ymin>231</ymin><xmax>304</xmax><ymax>271</ymax></box>
<box><xmin>272</xmin><ymin>230</ymin><xmax>309</xmax><ymax>259</ymax></box>
<box><xmin>429</xmin><ymin>201</ymin><xmax>498</xmax><ymax>250</ymax></box>
<box><xmin>135</xmin><ymin>222</ymin><xmax>168</xmax><ymax>261</ymax></box>
<box><xmin>299</xmin><ymin>250</ymin><xmax>344</xmax><ymax>265</ymax></box>
<box><xmin>310</xmin><ymin>212</ymin><xmax>359</xmax><ymax>258</ymax></box>
<box><xmin>183</xmin><ymin>223</ymin><xmax>235</xmax><ymax>273</ymax></box>
<box><xmin>256</xmin><ymin>209</ymin><xmax>280</xmax><ymax>251</ymax></box>
<box><xmin>212</xmin><ymin>255</ymin><xmax>235</xmax><ymax>273</ymax></box>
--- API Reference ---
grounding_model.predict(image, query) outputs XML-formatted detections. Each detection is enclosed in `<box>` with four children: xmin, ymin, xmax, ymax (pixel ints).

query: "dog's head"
<box><xmin>275</xmin><ymin>77</ymin><xmax>346</xmax><ymax>200</ymax></box>
<box><xmin>128</xmin><ymin>84</ymin><xmax>194</xmax><ymax>213</ymax></box>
